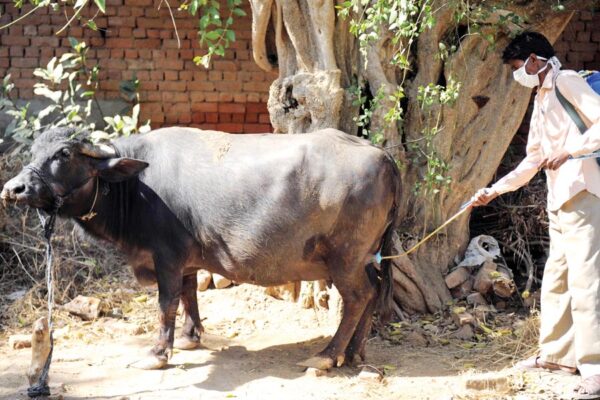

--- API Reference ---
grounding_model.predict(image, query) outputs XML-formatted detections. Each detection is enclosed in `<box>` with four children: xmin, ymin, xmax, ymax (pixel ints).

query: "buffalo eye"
<box><xmin>58</xmin><ymin>148</ymin><xmax>71</xmax><ymax>159</ymax></box>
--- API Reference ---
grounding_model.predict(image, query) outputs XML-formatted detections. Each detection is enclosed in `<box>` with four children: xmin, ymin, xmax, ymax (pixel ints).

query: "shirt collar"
<box><xmin>539</xmin><ymin>66</ymin><xmax>557</xmax><ymax>91</ymax></box>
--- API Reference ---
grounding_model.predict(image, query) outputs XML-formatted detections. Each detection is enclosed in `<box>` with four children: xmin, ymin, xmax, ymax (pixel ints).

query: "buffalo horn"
<box><xmin>79</xmin><ymin>142</ymin><xmax>116</xmax><ymax>159</ymax></box>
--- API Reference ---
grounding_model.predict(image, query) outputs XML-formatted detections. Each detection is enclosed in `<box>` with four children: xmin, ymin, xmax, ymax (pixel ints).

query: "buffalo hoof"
<box><xmin>173</xmin><ymin>336</ymin><xmax>201</xmax><ymax>350</ymax></box>
<box><xmin>297</xmin><ymin>355</ymin><xmax>336</xmax><ymax>370</ymax></box>
<box><xmin>129</xmin><ymin>356</ymin><xmax>168</xmax><ymax>370</ymax></box>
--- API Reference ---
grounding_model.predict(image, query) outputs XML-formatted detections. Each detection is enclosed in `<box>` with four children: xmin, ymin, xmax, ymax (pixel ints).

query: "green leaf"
<box><xmin>232</xmin><ymin>7</ymin><xmax>245</xmax><ymax>17</ymax></box>
<box><xmin>225</xmin><ymin>29</ymin><xmax>235</xmax><ymax>42</ymax></box>
<box><xmin>204</xmin><ymin>30</ymin><xmax>220</xmax><ymax>41</ymax></box>
<box><xmin>87</xmin><ymin>20</ymin><xmax>98</xmax><ymax>30</ymax></box>
<box><xmin>93</xmin><ymin>0</ymin><xmax>105</xmax><ymax>13</ymax></box>
<box><xmin>189</xmin><ymin>0</ymin><xmax>199</xmax><ymax>15</ymax></box>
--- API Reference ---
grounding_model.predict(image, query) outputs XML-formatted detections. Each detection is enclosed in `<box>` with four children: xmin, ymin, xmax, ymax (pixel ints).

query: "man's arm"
<box><xmin>472</xmin><ymin>122</ymin><xmax>542</xmax><ymax>206</ymax></box>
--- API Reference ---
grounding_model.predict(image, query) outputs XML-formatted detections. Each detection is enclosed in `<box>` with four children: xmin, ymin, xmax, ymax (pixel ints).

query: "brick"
<box><xmin>577</xmin><ymin>31</ymin><xmax>591</xmax><ymax>42</ymax></box>
<box><xmin>0</xmin><ymin>59</ymin><xmax>9</xmax><ymax>68</ymax></box>
<box><xmin>9</xmin><ymin>47</ymin><xmax>24</xmax><ymax>57</ymax></box>
<box><xmin>135</xmin><ymin>38</ymin><xmax>161</xmax><ymax>49</ymax></box>
<box><xmin>218</xmin><ymin>93</ymin><xmax>233</xmax><ymax>102</ymax></box>
<box><xmin>192</xmin><ymin>103</ymin><xmax>218</xmax><ymax>113</ymax></box>
<box><xmin>208</xmin><ymin>71</ymin><xmax>222</xmax><ymax>81</ymax></box>
<box><xmin>178</xmin><ymin>113</ymin><xmax>192</xmax><ymax>124</ymax></box>
<box><xmin>2</xmin><ymin>36</ymin><xmax>29</xmax><ymax>46</ymax></box>
<box><xmin>133</xmin><ymin>28</ymin><xmax>146</xmax><ymax>38</ymax></box>
<box><xmin>119</xmin><ymin>27</ymin><xmax>133</xmax><ymax>37</ymax></box>
<box><xmin>192</xmin><ymin>112</ymin><xmax>205</xmax><ymax>124</ymax></box>
<box><xmin>147</xmin><ymin>29</ymin><xmax>161</xmax><ymax>38</ymax></box>
<box><xmin>159</xmin><ymin>81</ymin><xmax>187</xmax><ymax>91</ymax></box>
<box><xmin>206</xmin><ymin>93</ymin><xmax>220</xmax><ymax>103</ymax></box>
<box><xmin>259</xmin><ymin>114</ymin><xmax>271</xmax><ymax>124</ymax></box>
<box><xmin>592</xmin><ymin>31</ymin><xmax>600</xmax><ymax>43</ymax></box>
<box><xmin>156</xmin><ymin>59</ymin><xmax>184</xmax><ymax>70</ymax></box>
<box><xmin>213</xmin><ymin>60</ymin><xmax>237</xmax><ymax>71</ymax></box>
<box><xmin>125</xmin><ymin>49</ymin><xmax>138</xmax><ymax>59</ymax></box>
<box><xmin>0</xmin><ymin>48</ymin><xmax>8</xmax><ymax>57</ymax></box>
<box><xmin>222</xmin><ymin>71</ymin><xmax>237</xmax><ymax>81</ymax></box>
<box><xmin>126</xmin><ymin>59</ymin><xmax>154</xmax><ymax>69</ymax></box>
<box><xmin>105</xmin><ymin>59</ymin><xmax>127</xmax><ymax>70</ymax></box>
<box><xmin>137</xmin><ymin>18</ymin><xmax>167</xmax><ymax>29</ymax></box>
<box><xmin>161</xmin><ymin>92</ymin><xmax>188</xmax><ymax>102</ymax></box>
<box><xmin>580</xmin><ymin>10</ymin><xmax>593</xmax><ymax>21</ymax></box>
<box><xmin>111</xmin><ymin>49</ymin><xmax>125</xmax><ymax>58</ymax></box>
<box><xmin>179</xmin><ymin>71</ymin><xmax>193</xmax><ymax>81</ymax></box>
<box><xmin>11</xmin><ymin>58</ymin><xmax>38</xmax><ymax>68</ymax></box>
<box><xmin>206</xmin><ymin>112</ymin><xmax>219</xmax><ymax>123</ymax></box>
<box><xmin>245</xmin><ymin>112</ymin><xmax>258</xmax><ymax>123</ymax></box>
<box><xmin>243</xmin><ymin>123</ymin><xmax>271</xmax><ymax>133</ymax></box>
<box><xmin>164</xmin><ymin>71</ymin><xmax>178</xmax><ymax>81</ymax></box>
<box><xmin>139</xmin><ymin>81</ymin><xmax>158</xmax><ymax>90</ymax></box>
<box><xmin>160</xmin><ymin>30</ymin><xmax>172</xmax><ymax>39</ymax></box>
<box><xmin>243</xmin><ymin>81</ymin><xmax>271</xmax><ymax>92</ymax></box>
<box><xmin>218</xmin><ymin>103</ymin><xmax>245</xmax><ymax>114</ymax></box>
<box><xmin>220</xmin><ymin>113</ymin><xmax>231</xmax><ymax>123</ymax></box>
<box><xmin>232</xmin><ymin>113</ymin><xmax>245</xmax><ymax>123</ymax></box>
<box><xmin>13</xmin><ymin>78</ymin><xmax>36</xmax><ymax>89</ymax></box>
<box><xmin>233</xmin><ymin>93</ymin><xmax>247</xmax><ymax>103</ymax></box>
<box><xmin>190</xmin><ymin>92</ymin><xmax>206</xmax><ymax>102</ymax></box>
<box><xmin>246</xmin><ymin>103</ymin><xmax>268</xmax><ymax>113</ymax></box>
<box><xmin>138</xmin><ymin>49</ymin><xmax>152</xmax><ymax>59</ymax></box>
<box><xmin>217</xmin><ymin>123</ymin><xmax>244</xmax><ymax>133</ymax></box>
<box><xmin>23</xmin><ymin>25</ymin><xmax>37</xmax><ymax>36</ymax></box>
<box><xmin>106</xmin><ymin>38</ymin><xmax>134</xmax><ymax>48</ymax></box>
<box><xmin>126</xmin><ymin>0</ymin><xmax>153</xmax><ymax>5</ymax></box>
<box><xmin>150</xmin><ymin>71</ymin><xmax>164</xmax><ymax>80</ymax></box>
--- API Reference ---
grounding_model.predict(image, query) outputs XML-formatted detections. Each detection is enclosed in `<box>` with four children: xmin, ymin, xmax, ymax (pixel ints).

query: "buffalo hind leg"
<box><xmin>174</xmin><ymin>273</ymin><xmax>204</xmax><ymax>350</ymax></box>
<box><xmin>344</xmin><ymin>264</ymin><xmax>378</xmax><ymax>365</ymax></box>
<box><xmin>299</xmin><ymin>262</ymin><xmax>376</xmax><ymax>370</ymax></box>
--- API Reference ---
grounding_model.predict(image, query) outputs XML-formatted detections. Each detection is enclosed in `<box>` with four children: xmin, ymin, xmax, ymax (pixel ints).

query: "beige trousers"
<box><xmin>539</xmin><ymin>190</ymin><xmax>600</xmax><ymax>378</ymax></box>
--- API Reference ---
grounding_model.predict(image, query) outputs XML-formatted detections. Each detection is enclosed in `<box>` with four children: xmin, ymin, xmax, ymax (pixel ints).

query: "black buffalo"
<box><xmin>1</xmin><ymin>127</ymin><xmax>401</xmax><ymax>370</ymax></box>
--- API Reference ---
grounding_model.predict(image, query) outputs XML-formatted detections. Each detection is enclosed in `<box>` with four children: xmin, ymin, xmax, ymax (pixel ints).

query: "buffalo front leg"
<box><xmin>132</xmin><ymin>259</ymin><xmax>182</xmax><ymax>370</ymax></box>
<box><xmin>299</xmin><ymin>263</ymin><xmax>376</xmax><ymax>370</ymax></box>
<box><xmin>174</xmin><ymin>273</ymin><xmax>204</xmax><ymax>350</ymax></box>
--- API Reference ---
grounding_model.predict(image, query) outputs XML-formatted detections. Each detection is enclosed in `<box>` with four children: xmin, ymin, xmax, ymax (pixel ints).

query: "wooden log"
<box><xmin>473</xmin><ymin>260</ymin><xmax>497</xmax><ymax>294</ymax></box>
<box><xmin>27</xmin><ymin>317</ymin><xmax>50</xmax><ymax>385</ymax></box>
<box><xmin>492</xmin><ymin>267</ymin><xmax>516</xmax><ymax>298</ymax></box>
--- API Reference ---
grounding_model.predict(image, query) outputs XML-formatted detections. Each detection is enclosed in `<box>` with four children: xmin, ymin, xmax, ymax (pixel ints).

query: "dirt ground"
<box><xmin>0</xmin><ymin>284</ymin><xmax>583</xmax><ymax>400</ymax></box>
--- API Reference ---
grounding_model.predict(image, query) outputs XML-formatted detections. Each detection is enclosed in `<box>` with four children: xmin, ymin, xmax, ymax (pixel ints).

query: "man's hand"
<box><xmin>470</xmin><ymin>188</ymin><xmax>499</xmax><ymax>207</ymax></box>
<box><xmin>539</xmin><ymin>149</ymin><xmax>571</xmax><ymax>170</ymax></box>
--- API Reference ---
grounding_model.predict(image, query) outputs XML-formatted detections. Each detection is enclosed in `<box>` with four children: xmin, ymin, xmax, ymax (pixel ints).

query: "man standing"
<box><xmin>471</xmin><ymin>31</ymin><xmax>600</xmax><ymax>399</ymax></box>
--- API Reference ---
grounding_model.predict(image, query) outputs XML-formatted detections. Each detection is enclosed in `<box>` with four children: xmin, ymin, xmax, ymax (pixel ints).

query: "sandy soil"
<box><xmin>0</xmin><ymin>284</ymin><xmax>583</xmax><ymax>400</ymax></box>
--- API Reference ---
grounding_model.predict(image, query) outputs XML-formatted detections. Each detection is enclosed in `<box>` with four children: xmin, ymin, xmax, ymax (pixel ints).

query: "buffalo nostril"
<box><xmin>12</xmin><ymin>184</ymin><xmax>26</xmax><ymax>195</ymax></box>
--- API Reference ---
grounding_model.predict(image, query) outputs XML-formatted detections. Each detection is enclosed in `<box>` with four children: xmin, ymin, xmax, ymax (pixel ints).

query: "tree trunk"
<box><xmin>249</xmin><ymin>0</ymin><xmax>574</xmax><ymax>314</ymax></box>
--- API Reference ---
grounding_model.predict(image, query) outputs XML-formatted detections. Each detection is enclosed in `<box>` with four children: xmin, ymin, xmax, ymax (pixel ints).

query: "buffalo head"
<box><xmin>1</xmin><ymin>127</ymin><xmax>148</xmax><ymax>216</ymax></box>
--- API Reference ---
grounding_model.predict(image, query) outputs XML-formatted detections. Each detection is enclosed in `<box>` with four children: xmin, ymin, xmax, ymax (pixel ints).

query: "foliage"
<box><xmin>0</xmin><ymin>39</ymin><xmax>150</xmax><ymax>151</ymax></box>
<box><xmin>180</xmin><ymin>0</ymin><xmax>247</xmax><ymax>68</ymax></box>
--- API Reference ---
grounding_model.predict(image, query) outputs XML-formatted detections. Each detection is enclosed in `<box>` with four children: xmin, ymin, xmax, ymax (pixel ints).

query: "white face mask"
<box><xmin>513</xmin><ymin>56</ymin><xmax>548</xmax><ymax>88</ymax></box>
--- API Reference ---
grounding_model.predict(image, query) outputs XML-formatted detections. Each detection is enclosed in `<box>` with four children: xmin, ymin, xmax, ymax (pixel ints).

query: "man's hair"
<box><xmin>502</xmin><ymin>31</ymin><xmax>555</xmax><ymax>63</ymax></box>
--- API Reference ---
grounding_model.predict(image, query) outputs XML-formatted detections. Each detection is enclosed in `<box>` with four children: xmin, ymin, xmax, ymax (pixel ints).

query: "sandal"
<box><xmin>515</xmin><ymin>355</ymin><xmax>578</xmax><ymax>375</ymax></box>
<box><xmin>573</xmin><ymin>375</ymin><xmax>600</xmax><ymax>400</ymax></box>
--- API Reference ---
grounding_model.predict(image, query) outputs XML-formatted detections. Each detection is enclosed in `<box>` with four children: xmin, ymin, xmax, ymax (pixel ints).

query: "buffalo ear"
<box><xmin>95</xmin><ymin>157</ymin><xmax>149</xmax><ymax>182</ymax></box>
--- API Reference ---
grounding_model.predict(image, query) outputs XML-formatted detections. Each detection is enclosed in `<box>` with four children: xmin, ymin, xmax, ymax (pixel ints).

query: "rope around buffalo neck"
<box><xmin>27</xmin><ymin>199</ymin><xmax>61</xmax><ymax>398</ymax></box>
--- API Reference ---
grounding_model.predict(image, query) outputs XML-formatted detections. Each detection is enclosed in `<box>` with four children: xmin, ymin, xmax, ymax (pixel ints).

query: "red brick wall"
<box><xmin>554</xmin><ymin>10</ymin><xmax>600</xmax><ymax>70</ymax></box>
<box><xmin>0</xmin><ymin>0</ymin><xmax>277</xmax><ymax>133</ymax></box>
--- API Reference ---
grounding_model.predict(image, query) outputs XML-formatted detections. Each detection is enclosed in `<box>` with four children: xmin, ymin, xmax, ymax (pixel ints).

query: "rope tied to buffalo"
<box><xmin>27</xmin><ymin>199</ymin><xmax>61</xmax><ymax>398</ymax></box>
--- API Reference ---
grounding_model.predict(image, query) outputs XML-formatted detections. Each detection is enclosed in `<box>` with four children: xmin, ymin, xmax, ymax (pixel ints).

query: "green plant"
<box><xmin>180</xmin><ymin>0</ymin><xmax>246</xmax><ymax>68</ymax></box>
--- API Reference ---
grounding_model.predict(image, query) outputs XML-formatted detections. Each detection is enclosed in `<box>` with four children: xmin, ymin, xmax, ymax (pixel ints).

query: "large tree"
<box><xmin>246</xmin><ymin>0</ymin><xmax>576</xmax><ymax>314</ymax></box>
